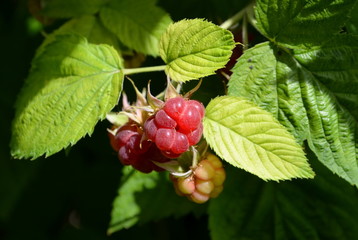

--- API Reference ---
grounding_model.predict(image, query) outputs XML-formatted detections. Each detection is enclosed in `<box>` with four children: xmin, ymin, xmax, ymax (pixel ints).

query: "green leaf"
<box><xmin>108</xmin><ymin>167</ymin><xmax>202</xmax><ymax>234</ymax></box>
<box><xmin>203</xmin><ymin>96</ymin><xmax>314</xmax><ymax>181</ymax></box>
<box><xmin>100</xmin><ymin>0</ymin><xmax>172</xmax><ymax>56</ymax></box>
<box><xmin>11</xmin><ymin>34</ymin><xmax>124</xmax><ymax>159</ymax></box>
<box><xmin>209</xmin><ymin>156</ymin><xmax>358</xmax><ymax>240</ymax></box>
<box><xmin>293</xmin><ymin>35</ymin><xmax>358</xmax><ymax>120</ymax></box>
<box><xmin>37</xmin><ymin>15</ymin><xmax>121</xmax><ymax>58</ymax></box>
<box><xmin>254</xmin><ymin>0</ymin><xmax>357</xmax><ymax>48</ymax></box>
<box><xmin>159</xmin><ymin>19</ymin><xmax>235</xmax><ymax>82</ymax></box>
<box><xmin>228</xmin><ymin>42</ymin><xmax>309</xmax><ymax>143</ymax></box>
<box><xmin>228</xmin><ymin>40</ymin><xmax>358</xmax><ymax>186</ymax></box>
<box><xmin>41</xmin><ymin>0</ymin><xmax>107</xmax><ymax>18</ymax></box>
<box><xmin>346</xmin><ymin>2</ymin><xmax>358</xmax><ymax>34</ymax></box>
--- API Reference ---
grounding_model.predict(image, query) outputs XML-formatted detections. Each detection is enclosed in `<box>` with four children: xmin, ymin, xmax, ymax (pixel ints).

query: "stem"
<box><xmin>220</xmin><ymin>2</ymin><xmax>255</xmax><ymax>30</ymax></box>
<box><xmin>123</xmin><ymin>65</ymin><xmax>166</xmax><ymax>75</ymax></box>
<box><xmin>242</xmin><ymin>14</ymin><xmax>249</xmax><ymax>51</ymax></box>
<box><xmin>246</xmin><ymin>4</ymin><xmax>260</xmax><ymax>33</ymax></box>
<box><xmin>191</xmin><ymin>146</ymin><xmax>199</xmax><ymax>168</ymax></box>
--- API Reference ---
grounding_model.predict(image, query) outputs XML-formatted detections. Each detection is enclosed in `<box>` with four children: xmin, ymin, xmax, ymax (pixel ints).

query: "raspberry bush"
<box><xmin>4</xmin><ymin>0</ymin><xmax>358</xmax><ymax>239</ymax></box>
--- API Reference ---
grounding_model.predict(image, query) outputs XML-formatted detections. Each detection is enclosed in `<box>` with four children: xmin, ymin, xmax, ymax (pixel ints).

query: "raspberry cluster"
<box><xmin>171</xmin><ymin>153</ymin><xmax>226</xmax><ymax>204</ymax></box>
<box><xmin>109</xmin><ymin>121</ymin><xmax>170</xmax><ymax>173</ymax></box>
<box><xmin>144</xmin><ymin>97</ymin><xmax>205</xmax><ymax>158</ymax></box>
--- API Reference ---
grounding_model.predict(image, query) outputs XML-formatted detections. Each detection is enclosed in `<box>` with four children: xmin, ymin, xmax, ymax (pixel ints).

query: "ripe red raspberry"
<box><xmin>171</xmin><ymin>153</ymin><xmax>226</xmax><ymax>203</ymax></box>
<box><xmin>144</xmin><ymin>97</ymin><xmax>205</xmax><ymax>158</ymax></box>
<box><xmin>109</xmin><ymin>121</ymin><xmax>170</xmax><ymax>173</ymax></box>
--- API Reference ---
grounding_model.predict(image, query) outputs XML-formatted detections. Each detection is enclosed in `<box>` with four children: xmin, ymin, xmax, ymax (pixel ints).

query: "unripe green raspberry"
<box><xmin>177</xmin><ymin>177</ymin><xmax>195</xmax><ymax>195</ymax></box>
<box><xmin>212</xmin><ymin>168</ymin><xmax>226</xmax><ymax>187</ymax></box>
<box><xmin>206</xmin><ymin>153</ymin><xmax>223</xmax><ymax>168</ymax></box>
<box><xmin>194</xmin><ymin>160</ymin><xmax>215</xmax><ymax>180</ymax></box>
<box><xmin>195</xmin><ymin>179</ymin><xmax>214</xmax><ymax>195</ymax></box>
<box><xmin>170</xmin><ymin>152</ymin><xmax>226</xmax><ymax>203</ymax></box>
<box><xmin>189</xmin><ymin>191</ymin><xmax>210</xmax><ymax>204</ymax></box>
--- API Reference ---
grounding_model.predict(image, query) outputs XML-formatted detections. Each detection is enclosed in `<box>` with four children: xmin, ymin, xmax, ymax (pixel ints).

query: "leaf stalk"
<box><xmin>123</xmin><ymin>65</ymin><xmax>166</xmax><ymax>75</ymax></box>
<box><xmin>220</xmin><ymin>2</ymin><xmax>255</xmax><ymax>30</ymax></box>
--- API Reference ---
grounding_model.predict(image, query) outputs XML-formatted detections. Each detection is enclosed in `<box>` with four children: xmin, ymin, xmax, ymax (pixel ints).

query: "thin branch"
<box><xmin>242</xmin><ymin>14</ymin><xmax>249</xmax><ymax>51</ymax></box>
<box><xmin>123</xmin><ymin>65</ymin><xmax>166</xmax><ymax>75</ymax></box>
<box><xmin>220</xmin><ymin>2</ymin><xmax>255</xmax><ymax>30</ymax></box>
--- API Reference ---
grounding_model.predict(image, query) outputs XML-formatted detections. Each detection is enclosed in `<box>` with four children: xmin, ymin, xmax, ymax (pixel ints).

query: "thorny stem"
<box><xmin>123</xmin><ymin>65</ymin><xmax>166</xmax><ymax>75</ymax></box>
<box><xmin>219</xmin><ymin>2</ymin><xmax>255</xmax><ymax>30</ymax></box>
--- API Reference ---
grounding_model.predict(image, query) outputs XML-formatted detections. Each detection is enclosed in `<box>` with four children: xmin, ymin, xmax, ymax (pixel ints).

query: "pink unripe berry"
<box><xmin>117</xmin><ymin>129</ymin><xmax>138</xmax><ymax>146</ymax></box>
<box><xmin>187</xmin><ymin>100</ymin><xmax>205</xmax><ymax>118</ymax></box>
<box><xmin>143</xmin><ymin>117</ymin><xmax>157</xmax><ymax>140</ymax></box>
<box><xmin>109</xmin><ymin>121</ymin><xmax>171</xmax><ymax>173</ymax></box>
<box><xmin>155</xmin><ymin>128</ymin><xmax>175</xmax><ymax>151</ymax></box>
<box><xmin>186</xmin><ymin>123</ymin><xmax>203</xmax><ymax>146</ymax></box>
<box><xmin>177</xmin><ymin>104</ymin><xmax>202</xmax><ymax>132</ymax></box>
<box><xmin>171</xmin><ymin>132</ymin><xmax>189</xmax><ymax>154</ymax></box>
<box><xmin>161</xmin><ymin>151</ymin><xmax>181</xmax><ymax>159</ymax></box>
<box><xmin>155</xmin><ymin>109</ymin><xmax>177</xmax><ymax>128</ymax></box>
<box><xmin>163</xmin><ymin>97</ymin><xmax>186</xmax><ymax>120</ymax></box>
<box><xmin>144</xmin><ymin>96</ymin><xmax>205</xmax><ymax>158</ymax></box>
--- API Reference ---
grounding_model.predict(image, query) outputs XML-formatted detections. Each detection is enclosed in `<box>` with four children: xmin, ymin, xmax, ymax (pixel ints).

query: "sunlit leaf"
<box><xmin>203</xmin><ymin>96</ymin><xmax>314</xmax><ymax>181</ymax></box>
<box><xmin>160</xmin><ymin>19</ymin><xmax>235</xmax><ymax>82</ymax></box>
<box><xmin>11</xmin><ymin>34</ymin><xmax>123</xmax><ymax>159</ymax></box>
